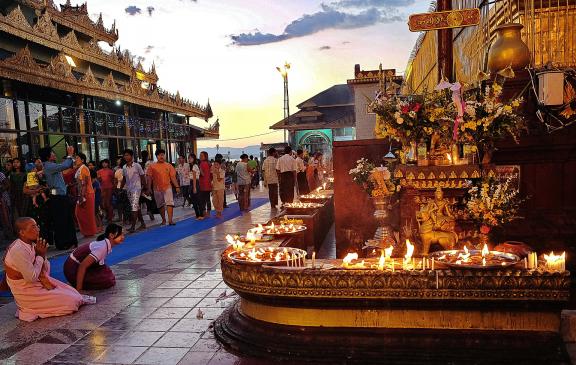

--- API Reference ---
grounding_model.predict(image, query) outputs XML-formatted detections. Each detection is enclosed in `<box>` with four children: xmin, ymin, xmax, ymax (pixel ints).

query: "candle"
<box><xmin>312</xmin><ymin>251</ymin><xmax>316</xmax><ymax>268</ymax></box>
<box><xmin>544</xmin><ymin>251</ymin><xmax>566</xmax><ymax>272</ymax></box>
<box><xmin>431</xmin><ymin>259</ymin><xmax>435</xmax><ymax>270</ymax></box>
<box><xmin>435</xmin><ymin>271</ymin><xmax>439</xmax><ymax>289</ymax></box>
<box><xmin>523</xmin><ymin>258</ymin><xmax>528</xmax><ymax>269</ymax></box>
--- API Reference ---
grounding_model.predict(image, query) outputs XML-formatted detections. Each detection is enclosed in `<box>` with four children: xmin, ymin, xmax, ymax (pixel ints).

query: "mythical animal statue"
<box><xmin>416</xmin><ymin>187</ymin><xmax>459</xmax><ymax>255</ymax></box>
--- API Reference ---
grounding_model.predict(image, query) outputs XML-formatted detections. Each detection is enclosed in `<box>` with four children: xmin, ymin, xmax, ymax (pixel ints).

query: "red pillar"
<box><xmin>437</xmin><ymin>0</ymin><xmax>453</xmax><ymax>82</ymax></box>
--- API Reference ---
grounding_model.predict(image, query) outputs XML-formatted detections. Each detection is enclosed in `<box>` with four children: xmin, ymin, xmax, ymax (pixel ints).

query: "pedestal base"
<box><xmin>214</xmin><ymin>301</ymin><xmax>569</xmax><ymax>364</ymax></box>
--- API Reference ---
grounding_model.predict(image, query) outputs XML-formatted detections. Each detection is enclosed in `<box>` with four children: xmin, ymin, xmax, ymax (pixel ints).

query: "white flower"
<box><xmin>465</xmin><ymin>105</ymin><xmax>476</xmax><ymax>117</ymax></box>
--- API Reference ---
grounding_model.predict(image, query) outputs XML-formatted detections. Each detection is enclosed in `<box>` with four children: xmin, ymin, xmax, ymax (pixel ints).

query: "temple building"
<box><xmin>0</xmin><ymin>0</ymin><xmax>216</xmax><ymax>164</ymax></box>
<box><xmin>347</xmin><ymin>64</ymin><xmax>402</xmax><ymax>140</ymax></box>
<box><xmin>270</xmin><ymin>84</ymin><xmax>355</xmax><ymax>156</ymax></box>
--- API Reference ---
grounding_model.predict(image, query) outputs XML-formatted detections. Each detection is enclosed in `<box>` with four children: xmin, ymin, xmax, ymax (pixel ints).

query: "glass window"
<box><xmin>98</xmin><ymin>138</ymin><xmax>109</xmax><ymax>161</ymax></box>
<box><xmin>61</xmin><ymin>106</ymin><xmax>77</xmax><ymax>133</ymax></box>
<box><xmin>0</xmin><ymin>132</ymin><xmax>19</xmax><ymax>163</ymax></box>
<box><xmin>93</xmin><ymin>111</ymin><xmax>107</xmax><ymax>135</ymax></box>
<box><xmin>28</xmin><ymin>102</ymin><xmax>43</xmax><ymax>132</ymax></box>
<box><xmin>19</xmin><ymin>132</ymin><xmax>31</xmax><ymax>161</ymax></box>
<box><xmin>0</xmin><ymin>98</ymin><xmax>16</xmax><ymax>130</ymax></box>
<box><xmin>116</xmin><ymin>115</ymin><xmax>127</xmax><ymax>136</ymax></box>
<box><xmin>30</xmin><ymin>133</ymin><xmax>48</xmax><ymax>158</ymax></box>
<box><xmin>46</xmin><ymin>105</ymin><xmax>60</xmax><ymax>132</ymax></box>
<box><xmin>16</xmin><ymin>101</ymin><xmax>27</xmax><ymax>130</ymax></box>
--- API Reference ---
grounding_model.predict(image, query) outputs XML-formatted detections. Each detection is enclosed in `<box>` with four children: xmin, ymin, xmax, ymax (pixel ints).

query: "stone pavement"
<box><xmin>0</xmin><ymin>190</ymin><xmax>279</xmax><ymax>365</ymax></box>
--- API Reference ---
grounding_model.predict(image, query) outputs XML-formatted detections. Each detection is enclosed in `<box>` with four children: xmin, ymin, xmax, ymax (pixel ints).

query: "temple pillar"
<box><xmin>76</xmin><ymin>95</ymin><xmax>89</xmax><ymax>155</ymax></box>
<box><xmin>437</xmin><ymin>0</ymin><xmax>453</xmax><ymax>81</ymax></box>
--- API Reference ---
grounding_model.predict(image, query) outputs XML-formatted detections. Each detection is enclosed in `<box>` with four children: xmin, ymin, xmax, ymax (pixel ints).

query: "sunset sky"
<box><xmin>89</xmin><ymin>0</ymin><xmax>429</xmax><ymax>148</ymax></box>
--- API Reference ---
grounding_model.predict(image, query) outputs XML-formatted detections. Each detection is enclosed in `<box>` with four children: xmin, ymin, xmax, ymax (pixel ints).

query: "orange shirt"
<box><xmin>147</xmin><ymin>162</ymin><xmax>176</xmax><ymax>192</ymax></box>
<box><xmin>97</xmin><ymin>168</ymin><xmax>114</xmax><ymax>189</ymax></box>
<box><xmin>77</xmin><ymin>165</ymin><xmax>94</xmax><ymax>194</ymax></box>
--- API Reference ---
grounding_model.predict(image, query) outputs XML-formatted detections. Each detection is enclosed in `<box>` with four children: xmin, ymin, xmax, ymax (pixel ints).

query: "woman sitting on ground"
<box><xmin>64</xmin><ymin>223</ymin><xmax>124</xmax><ymax>291</ymax></box>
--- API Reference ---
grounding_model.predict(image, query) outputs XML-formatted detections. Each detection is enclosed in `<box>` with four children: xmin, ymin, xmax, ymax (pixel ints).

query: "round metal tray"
<box><xmin>228</xmin><ymin>247</ymin><xmax>307</xmax><ymax>266</ymax></box>
<box><xmin>429</xmin><ymin>249</ymin><xmax>520</xmax><ymax>269</ymax></box>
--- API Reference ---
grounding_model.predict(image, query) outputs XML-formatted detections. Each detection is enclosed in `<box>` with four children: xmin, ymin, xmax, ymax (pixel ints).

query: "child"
<box><xmin>211</xmin><ymin>159</ymin><xmax>226</xmax><ymax>218</ymax></box>
<box><xmin>25</xmin><ymin>162</ymin><xmax>48</xmax><ymax>208</ymax></box>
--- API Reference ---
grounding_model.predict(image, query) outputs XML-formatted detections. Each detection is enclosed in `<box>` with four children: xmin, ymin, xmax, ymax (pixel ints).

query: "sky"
<box><xmin>88</xmin><ymin>0</ymin><xmax>430</xmax><ymax>148</ymax></box>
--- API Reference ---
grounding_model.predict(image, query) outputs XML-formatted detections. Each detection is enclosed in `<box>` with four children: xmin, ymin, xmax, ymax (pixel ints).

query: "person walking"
<box><xmin>146</xmin><ymin>149</ymin><xmax>180</xmax><ymax>226</ymax></box>
<box><xmin>262</xmin><ymin>148</ymin><xmax>279</xmax><ymax>209</ymax></box>
<box><xmin>248</xmin><ymin>156</ymin><xmax>258</xmax><ymax>189</ymax></box>
<box><xmin>235</xmin><ymin>154</ymin><xmax>252</xmax><ymax>212</ymax></box>
<box><xmin>211</xmin><ymin>156</ymin><xmax>225</xmax><ymax>218</ymax></box>
<box><xmin>113</xmin><ymin>157</ymin><xmax>127</xmax><ymax>224</ymax></box>
<box><xmin>198</xmin><ymin>151</ymin><xmax>212</xmax><ymax>218</ymax></box>
<box><xmin>39</xmin><ymin>145</ymin><xmax>78</xmax><ymax>249</ymax></box>
<box><xmin>120</xmin><ymin>149</ymin><xmax>147</xmax><ymax>232</ymax></box>
<box><xmin>176</xmin><ymin>155</ymin><xmax>191</xmax><ymax>208</ymax></box>
<box><xmin>97</xmin><ymin>159</ymin><xmax>114</xmax><ymax>223</ymax></box>
<box><xmin>188</xmin><ymin>154</ymin><xmax>203</xmax><ymax>220</ymax></box>
<box><xmin>276</xmin><ymin>146</ymin><xmax>297</xmax><ymax>205</ymax></box>
<box><xmin>74</xmin><ymin>152</ymin><xmax>98</xmax><ymax>238</ymax></box>
<box><xmin>295</xmin><ymin>149</ymin><xmax>309</xmax><ymax>195</ymax></box>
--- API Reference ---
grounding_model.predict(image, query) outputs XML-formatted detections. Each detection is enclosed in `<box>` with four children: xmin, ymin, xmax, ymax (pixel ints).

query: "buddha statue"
<box><xmin>416</xmin><ymin>187</ymin><xmax>458</xmax><ymax>255</ymax></box>
<box><xmin>429</xmin><ymin>132</ymin><xmax>451</xmax><ymax>164</ymax></box>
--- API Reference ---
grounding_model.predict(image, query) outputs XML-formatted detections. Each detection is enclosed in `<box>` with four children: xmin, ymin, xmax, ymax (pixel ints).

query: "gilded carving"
<box><xmin>220</xmin><ymin>257</ymin><xmax>570</xmax><ymax>302</ymax></box>
<box><xmin>102</xmin><ymin>72</ymin><xmax>118</xmax><ymax>92</ymax></box>
<box><xmin>4</xmin><ymin>46</ymin><xmax>40</xmax><ymax>71</ymax></box>
<box><xmin>4</xmin><ymin>6</ymin><xmax>31</xmax><ymax>29</ymax></box>
<box><xmin>61</xmin><ymin>30</ymin><xmax>82</xmax><ymax>50</ymax></box>
<box><xmin>81</xmin><ymin>66</ymin><xmax>100</xmax><ymax>86</ymax></box>
<box><xmin>48</xmin><ymin>53</ymin><xmax>75</xmax><ymax>81</ymax></box>
<box><xmin>33</xmin><ymin>12</ymin><xmax>58</xmax><ymax>41</ymax></box>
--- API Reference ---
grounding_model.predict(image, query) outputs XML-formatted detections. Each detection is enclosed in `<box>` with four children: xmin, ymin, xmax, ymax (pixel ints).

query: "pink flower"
<box><xmin>412</xmin><ymin>103</ymin><xmax>421</xmax><ymax>112</ymax></box>
<box><xmin>401</xmin><ymin>105</ymin><xmax>410</xmax><ymax>114</ymax></box>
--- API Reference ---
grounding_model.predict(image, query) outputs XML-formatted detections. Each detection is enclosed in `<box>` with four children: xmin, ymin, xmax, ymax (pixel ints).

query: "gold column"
<box><xmin>76</xmin><ymin>95</ymin><xmax>88</xmax><ymax>154</ymax></box>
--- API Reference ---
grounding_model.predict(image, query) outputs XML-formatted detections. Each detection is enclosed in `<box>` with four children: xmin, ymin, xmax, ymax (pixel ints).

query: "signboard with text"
<box><xmin>408</xmin><ymin>8</ymin><xmax>481</xmax><ymax>32</ymax></box>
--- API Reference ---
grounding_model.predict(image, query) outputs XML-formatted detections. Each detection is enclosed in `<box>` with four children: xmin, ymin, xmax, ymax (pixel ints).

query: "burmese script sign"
<box><xmin>408</xmin><ymin>8</ymin><xmax>481</xmax><ymax>32</ymax></box>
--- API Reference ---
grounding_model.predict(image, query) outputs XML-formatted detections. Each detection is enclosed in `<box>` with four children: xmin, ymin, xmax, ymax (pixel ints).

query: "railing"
<box><xmin>405</xmin><ymin>0</ymin><xmax>576</xmax><ymax>92</ymax></box>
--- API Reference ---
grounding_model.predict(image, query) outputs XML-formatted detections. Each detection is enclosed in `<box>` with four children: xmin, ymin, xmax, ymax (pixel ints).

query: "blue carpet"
<box><xmin>0</xmin><ymin>198</ymin><xmax>267</xmax><ymax>296</ymax></box>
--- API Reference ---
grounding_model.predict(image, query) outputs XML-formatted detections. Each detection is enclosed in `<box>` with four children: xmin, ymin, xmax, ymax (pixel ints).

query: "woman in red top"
<box><xmin>97</xmin><ymin>159</ymin><xmax>114</xmax><ymax>222</ymax></box>
<box><xmin>198</xmin><ymin>151</ymin><xmax>212</xmax><ymax>218</ymax></box>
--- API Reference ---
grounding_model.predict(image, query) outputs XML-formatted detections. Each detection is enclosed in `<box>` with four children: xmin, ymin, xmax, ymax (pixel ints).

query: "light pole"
<box><xmin>276</xmin><ymin>62</ymin><xmax>290</xmax><ymax>145</ymax></box>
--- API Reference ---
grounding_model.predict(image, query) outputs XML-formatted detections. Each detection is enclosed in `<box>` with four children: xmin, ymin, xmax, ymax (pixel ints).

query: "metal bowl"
<box><xmin>228</xmin><ymin>247</ymin><xmax>307</xmax><ymax>266</ymax></box>
<box><xmin>429</xmin><ymin>249</ymin><xmax>520</xmax><ymax>269</ymax></box>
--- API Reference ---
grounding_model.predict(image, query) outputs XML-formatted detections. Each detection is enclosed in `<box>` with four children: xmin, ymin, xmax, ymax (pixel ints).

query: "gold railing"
<box><xmin>405</xmin><ymin>0</ymin><xmax>576</xmax><ymax>91</ymax></box>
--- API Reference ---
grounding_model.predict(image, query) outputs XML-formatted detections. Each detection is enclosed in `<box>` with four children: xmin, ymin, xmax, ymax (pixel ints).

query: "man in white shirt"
<box><xmin>121</xmin><ymin>149</ymin><xmax>147</xmax><ymax>232</ymax></box>
<box><xmin>295</xmin><ymin>149</ymin><xmax>309</xmax><ymax>195</ymax></box>
<box><xmin>275</xmin><ymin>146</ymin><xmax>297</xmax><ymax>205</ymax></box>
<box><xmin>262</xmin><ymin>148</ymin><xmax>279</xmax><ymax>209</ymax></box>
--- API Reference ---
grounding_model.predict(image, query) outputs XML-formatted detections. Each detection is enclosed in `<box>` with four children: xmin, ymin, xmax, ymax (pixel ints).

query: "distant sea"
<box><xmin>195</xmin><ymin>145</ymin><xmax>263</xmax><ymax>161</ymax></box>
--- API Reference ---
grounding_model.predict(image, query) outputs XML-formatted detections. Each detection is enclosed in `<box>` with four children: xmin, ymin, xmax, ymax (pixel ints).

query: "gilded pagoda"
<box><xmin>0</xmin><ymin>0</ymin><xmax>216</xmax><ymax>163</ymax></box>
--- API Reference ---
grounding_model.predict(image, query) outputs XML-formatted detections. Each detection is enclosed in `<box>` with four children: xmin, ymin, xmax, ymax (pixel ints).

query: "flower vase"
<box><xmin>371</xmin><ymin>196</ymin><xmax>396</xmax><ymax>247</ymax></box>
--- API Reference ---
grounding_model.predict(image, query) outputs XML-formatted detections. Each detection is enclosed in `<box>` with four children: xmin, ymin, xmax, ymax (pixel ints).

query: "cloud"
<box><xmin>136</xmin><ymin>56</ymin><xmax>146</xmax><ymax>63</ymax></box>
<box><xmin>147</xmin><ymin>6</ymin><xmax>155</xmax><ymax>16</ymax></box>
<box><xmin>125</xmin><ymin>6</ymin><xmax>141</xmax><ymax>16</ymax></box>
<box><xmin>328</xmin><ymin>0</ymin><xmax>416</xmax><ymax>8</ymax></box>
<box><xmin>144</xmin><ymin>45</ymin><xmax>155</xmax><ymax>54</ymax></box>
<box><xmin>342</xmin><ymin>41</ymin><xmax>351</xmax><ymax>44</ymax></box>
<box><xmin>231</xmin><ymin>7</ymin><xmax>400</xmax><ymax>46</ymax></box>
<box><xmin>319</xmin><ymin>45</ymin><xmax>331</xmax><ymax>50</ymax></box>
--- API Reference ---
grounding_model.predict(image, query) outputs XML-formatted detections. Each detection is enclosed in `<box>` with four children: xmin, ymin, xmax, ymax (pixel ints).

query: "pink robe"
<box><xmin>5</xmin><ymin>239</ymin><xmax>83</xmax><ymax>322</ymax></box>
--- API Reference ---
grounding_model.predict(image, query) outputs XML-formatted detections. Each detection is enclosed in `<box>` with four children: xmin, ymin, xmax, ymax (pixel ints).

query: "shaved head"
<box><xmin>15</xmin><ymin>217</ymin><xmax>34</xmax><ymax>234</ymax></box>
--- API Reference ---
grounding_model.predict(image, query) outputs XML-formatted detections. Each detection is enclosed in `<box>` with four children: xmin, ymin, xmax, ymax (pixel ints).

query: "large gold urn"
<box><xmin>487</xmin><ymin>23</ymin><xmax>530</xmax><ymax>72</ymax></box>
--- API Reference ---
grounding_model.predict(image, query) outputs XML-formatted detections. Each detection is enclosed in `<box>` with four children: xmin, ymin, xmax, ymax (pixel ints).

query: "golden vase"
<box><xmin>487</xmin><ymin>23</ymin><xmax>530</xmax><ymax>73</ymax></box>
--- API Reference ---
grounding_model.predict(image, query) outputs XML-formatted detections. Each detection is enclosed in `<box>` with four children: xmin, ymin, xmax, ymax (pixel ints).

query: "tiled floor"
<box><xmin>0</xmin><ymin>190</ymin><xmax>288</xmax><ymax>365</ymax></box>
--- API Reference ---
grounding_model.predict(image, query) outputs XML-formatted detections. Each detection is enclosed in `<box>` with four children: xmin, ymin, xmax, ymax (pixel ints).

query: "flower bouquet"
<box><xmin>349</xmin><ymin>158</ymin><xmax>376</xmax><ymax>195</ymax></box>
<box><xmin>466</xmin><ymin>177</ymin><xmax>527</xmax><ymax>236</ymax></box>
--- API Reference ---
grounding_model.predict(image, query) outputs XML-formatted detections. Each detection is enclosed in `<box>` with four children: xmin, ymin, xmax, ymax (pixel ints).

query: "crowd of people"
<box><xmin>0</xmin><ymin>146</ymin><xmax>236</xmax><ymax>250</ymax></box>
<box><xmin>260</xmin><ymin>146</ymin><xmax>325</xmax><ymax>209</ymax></box>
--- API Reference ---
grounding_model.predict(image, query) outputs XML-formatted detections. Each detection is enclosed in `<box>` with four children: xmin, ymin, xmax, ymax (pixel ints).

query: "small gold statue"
<box><xmin>416</xmin><ymin>187</ymin><xmax>459</xmax><ymax>255</ymax></box>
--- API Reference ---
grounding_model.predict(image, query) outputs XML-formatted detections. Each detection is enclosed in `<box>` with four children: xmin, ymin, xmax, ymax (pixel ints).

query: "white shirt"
<box><xmin>295</xmin><ymin>157</ymin><xmax>305</xmax><ymax>173</ymax></box>
<box><xmin>262</xmin><ymin>156</ymin><xmax>278</xmax><ymax>184</ymax></box>
<box><xmin>176</xmin><ymin>162</ymin><xmax>191</xmax><ymax>186</ymax></box>
<box><xmin>276</xmin><ymin>154</ymin><xmax>297</xmax><ymax>173</ymax></box>
<box><xmin>123</xmin><ymin>162</ymin><xmax>144</xmax><ymax>193</ymax></box>
<box><xmin>89</xmin><ymin>239</ymin><xmax>112</xmax><ymax>265</ymax></box>
<box><xmin>189</xmin><ymin>164</ymin><xmax>200</xmax><ymax>182</ymax></box>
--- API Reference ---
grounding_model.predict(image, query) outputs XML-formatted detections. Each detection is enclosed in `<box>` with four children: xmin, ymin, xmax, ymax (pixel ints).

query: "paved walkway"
<box><xmin>0</xmin><ymin>189</ymin><xmax>281</xmax><ymax>365</ymax></box>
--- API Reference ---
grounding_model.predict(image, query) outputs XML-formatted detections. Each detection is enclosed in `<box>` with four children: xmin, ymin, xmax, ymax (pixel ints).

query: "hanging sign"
<box><xmin>408</xmin><ymin>8</ymin><xmax>480</xmax><ymax>32</ymax></box>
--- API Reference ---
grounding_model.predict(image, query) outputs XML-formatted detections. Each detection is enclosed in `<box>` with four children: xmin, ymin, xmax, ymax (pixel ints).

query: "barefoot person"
<box><xmin>3</xmin><ymin>217</ymin><xmax>83</xmax><ymax>322</ymax></box>
<box><xmin>64</xmin><ymin>224</ymin><xmax>124</xmax><ymax>291</ymax></box>
<box><xmin>121</xmin><ymin>149</ymin><xmax>147</xmax><ymax>233</ymax></box>
<box><xmin>146</xmin><ymin>149</ymin><xmax>180</xmax><ymax>225</ymax></box>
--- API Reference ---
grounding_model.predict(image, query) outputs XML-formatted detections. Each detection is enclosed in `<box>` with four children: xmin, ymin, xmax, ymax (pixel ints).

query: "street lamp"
<box><xmin>276</xmin><ymin>62</ymin><xmax>290</xmax><ymax>144</ymax></box>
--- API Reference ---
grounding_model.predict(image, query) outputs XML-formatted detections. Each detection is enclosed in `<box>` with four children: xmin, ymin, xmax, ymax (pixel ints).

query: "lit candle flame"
<box><xmin>405</xmin><ymin>240</ymin><xmax>414</xmax><ymax>260</ymax></box>
<box><xmin>384</xmin><ymin>245</ymin><xmax>393</xmax><ymax>259</ymax></box>
<box><xmin>378</xmin><ymin>250</ymin><xmax>385</xmax><ymax>270</ymax></box>
<box><xmin>481</xmin><ymin>244</ymin><xmax>489</xmax><ymax>257</ymax></box>
<box><xmin>342</xmin><ymin>252</ymin><xmax>359</xmax><ymax>267</ymax></box>
<box><xmin>446</xmin><ymin>153</ymin><xmax>452</xmax><ymax>163</ymax></box>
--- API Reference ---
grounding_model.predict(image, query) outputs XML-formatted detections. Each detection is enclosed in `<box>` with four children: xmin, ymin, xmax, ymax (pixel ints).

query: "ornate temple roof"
<box><xmin>270</xmin><ymin>84</ymin><xmax>355</xmax><ymax>131</ymax></box>
<box><xmin>0</xmin><ymin>2</ymin><xmax>212</xmax><ymax>120</ymax></box>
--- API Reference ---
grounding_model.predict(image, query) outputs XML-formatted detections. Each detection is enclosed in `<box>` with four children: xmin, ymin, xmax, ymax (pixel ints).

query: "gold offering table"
<box><xmin>215</xmin><ymin>252</ymin><xmax>571</xmax><ymax>364</ymax></box>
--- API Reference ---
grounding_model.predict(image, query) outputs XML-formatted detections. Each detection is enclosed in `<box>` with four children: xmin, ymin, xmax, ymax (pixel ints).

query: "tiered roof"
<box><xmin>0</xmin><ymin>1</ymin><xmax>212</xmax><ymax>120</ymax></box>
